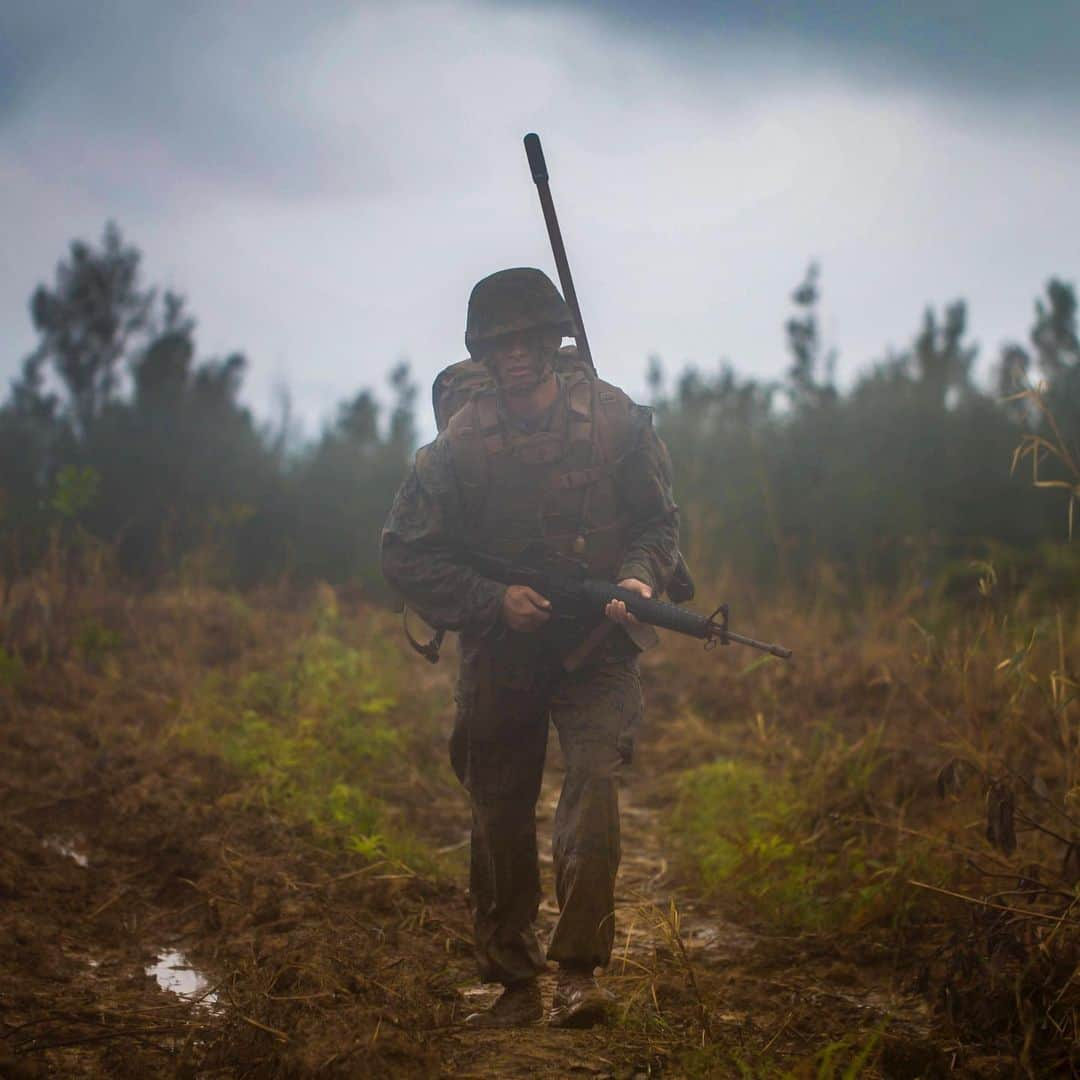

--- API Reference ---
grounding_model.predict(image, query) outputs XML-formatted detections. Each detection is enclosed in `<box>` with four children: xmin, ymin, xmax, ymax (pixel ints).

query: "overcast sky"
<box><xmin>3</xmin><ymin>1</ymin><xmax>1078</xmax><ymax>439</ymax></box>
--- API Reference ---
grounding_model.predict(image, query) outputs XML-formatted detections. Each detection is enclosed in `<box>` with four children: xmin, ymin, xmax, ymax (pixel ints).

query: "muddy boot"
<box><xmin>548</xmin><ymin>966</ymin><xmax>614</xmax><ymax>1029</ymax></box>
<box><xmin>464</xmin><ymin>979</ymin><xmax>543</xmax><ymax>1028</ymax></box>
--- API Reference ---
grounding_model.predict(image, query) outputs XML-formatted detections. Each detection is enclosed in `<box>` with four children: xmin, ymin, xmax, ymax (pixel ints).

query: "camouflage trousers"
<box><xmin>449</xmin><ymin>645</ymin><xmax>643</xmax><ymax>986</ymax></box>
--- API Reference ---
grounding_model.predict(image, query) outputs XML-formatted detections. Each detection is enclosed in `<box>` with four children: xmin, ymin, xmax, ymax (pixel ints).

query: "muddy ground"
<box><xmin>0</xmin><ymin>652</ymin><xmax>1004</xmax><ymax>1078</ymax></box>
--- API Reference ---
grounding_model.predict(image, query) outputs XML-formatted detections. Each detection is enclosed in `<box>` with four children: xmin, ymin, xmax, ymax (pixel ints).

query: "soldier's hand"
<box><xmin>605</xmin><ymin>578</ymin><xmax>651</xmax><ymax>625</ymax></box>
<box><xmin>502</xmin><ymin>585</ymin><xmax>552</xmax><ymax>632</ymax></box>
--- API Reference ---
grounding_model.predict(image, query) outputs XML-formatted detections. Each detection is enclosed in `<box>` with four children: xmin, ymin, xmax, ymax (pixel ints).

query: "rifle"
<box><xmin>523</xmin><ymin>132</ymin><xmax>697</xmax><ymax>606</ymax></box>
<box><xmin>469</xmin><ymin>546</ymin><xmax>793</xmax><ymax>659</ymax></box>
<box><xmin>523</xmin><ymin>132</ymin><xmax>595</xmax><ymax>375</ymax></box>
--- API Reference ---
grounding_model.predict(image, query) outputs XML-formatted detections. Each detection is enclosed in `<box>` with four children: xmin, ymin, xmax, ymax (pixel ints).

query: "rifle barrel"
<box><xmin>722</xmin><ymin>630</ymin><xmax>793</xmax><ymax>660</ymax></box>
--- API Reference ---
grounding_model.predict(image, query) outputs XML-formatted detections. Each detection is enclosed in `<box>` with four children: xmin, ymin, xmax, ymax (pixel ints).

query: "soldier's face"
<box><xmin>484</xmin><ymin>328</ymin><xmax>559</xmax><ymax>395</ymax></box>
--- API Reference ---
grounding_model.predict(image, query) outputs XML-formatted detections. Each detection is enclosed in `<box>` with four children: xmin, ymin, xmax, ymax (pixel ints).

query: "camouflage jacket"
<box><xmin>380</xmin><ymin>379</ymin><xmax>679</xmax><ymax>659</ymax></box>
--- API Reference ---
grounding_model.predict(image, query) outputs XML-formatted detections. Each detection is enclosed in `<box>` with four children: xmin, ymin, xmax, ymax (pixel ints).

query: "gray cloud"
<box><xmin>519</xmin><ymin>1</ymin><xmax>1080</xmax><ymax>105</ymax></box>
<box><xmin>0</xmin><ymin>1</ymin><xmax>375</xmax><ymax>201</ymax></box>
<box><xmin>2</xmin><ymin>1</ymin><xmax>1077</xmax><ymax>440</ymax></box>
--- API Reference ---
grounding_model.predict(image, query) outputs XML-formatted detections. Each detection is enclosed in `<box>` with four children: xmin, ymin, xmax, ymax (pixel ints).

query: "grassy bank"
<box><xmin>649</xmin><ymin>560</ymin><xmax>1080</xmax><ymax>1071</ymax></box>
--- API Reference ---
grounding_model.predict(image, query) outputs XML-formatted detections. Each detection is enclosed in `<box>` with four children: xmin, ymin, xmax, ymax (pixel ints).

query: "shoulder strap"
<box><xmin>475</xmin><ymin>393</ymin><xmax>504</xmax><ymax>456</ymax></box>
<box><xmin>564</xmin><ymin>371</ymin><xmax>594</xmax><ymax>451</ymax></box>
<box><xmin>445</xmin><ymin>393</ymin><xmax>495</xmax><ymax>516</ymax></box>
<box><xmin>591</xmin><ymin>379</ymin><xmax>635</xmax><ymax>464</ymax></box>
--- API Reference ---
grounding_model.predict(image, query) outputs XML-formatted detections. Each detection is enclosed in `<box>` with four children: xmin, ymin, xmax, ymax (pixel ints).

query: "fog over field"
<box><xmin>2</xmin><ymin>1</ymin><xmax>1078</xmax><ymax>434</ymax></box>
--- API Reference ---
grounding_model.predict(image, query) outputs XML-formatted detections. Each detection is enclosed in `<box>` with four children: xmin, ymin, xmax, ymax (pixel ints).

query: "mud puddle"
<box><xmin>42</xmin><ymin>833</ymin><xmax>90</xmax><ymax>867</ymax></box>
<box><xmin>146</xmin><ymin>949</ymin><xmax>219</xmax><ymax>1008</ymax></box>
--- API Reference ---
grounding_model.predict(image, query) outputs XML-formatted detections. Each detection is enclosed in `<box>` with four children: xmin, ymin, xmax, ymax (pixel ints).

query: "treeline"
<box><xmin>653</xmin><ymin>264</ymin><xmax>1079</xmax><ymax>597</ymax></box>
<box><xmin>0</xmin><ymin>225</ymin><xmax>414</xmax><ymax>595</ymax></box>
<box><xmin>1</xmin><ymin>226</ymin><xmax>1076</xmax><ymax>599</ymax></box>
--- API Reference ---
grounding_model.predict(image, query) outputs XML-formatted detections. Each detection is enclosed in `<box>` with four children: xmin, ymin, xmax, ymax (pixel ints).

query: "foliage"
<box><xmin>177</xmin><ymin>589</ymin><xmax>445</xmax><ymax>868</ymax></box>
<box><xmin>651</xmin><ymin>268</ymin><xmax>1077</xmax><ymax>592</ymax></box>
<box><xmin>51</xmin><ymin>465</ymin><xmax>100</xmax><ymax>519</ymax></box>
<box><xmin>282</xmin><ymin>363</ymin><xmax>416</xmax><ymax>597</ymax></box>
<box><xmin>677</xmin><ymin>1027</ymin><xmax>884</xmax><ymax>1079</ymax></box>
<box><xmin>657</xmin><ymin>519</ymin><xmax>1079</xmax><ymax>1069</ymax></box>
<box><xmin>1007</xmin><ymin>377</ymin><xmax>1080</xmax><ymax>538</ymax></box>
<box><xmin>0</xmin><ymin>224</ymin><xmax>415</xmax><ymax>591</ymax></box>
<box><xmin>76</xmin><ymin>618</ymin><xmax>120</xmax><ymax>673</ymax></box>
<box><xmin>26</xmin><ymin>221</ymin><xmax>154</xmax><ymax>438</ymax></box>
<box><xmin>672</xmin><ymin>748</ymin><xmax>936</xmax><ymax>935</ymax></box>
<box><xmin>3</xmin><ymin>225</ymin><xmax>1078</xmax><ymax>604</ymax></box>
<box><xmin>0</xmin><ymin>645</ymin><xmax>24</xmax><ymax>690</ymax></box>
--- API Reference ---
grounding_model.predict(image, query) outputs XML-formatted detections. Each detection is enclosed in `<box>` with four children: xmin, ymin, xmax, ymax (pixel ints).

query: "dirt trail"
<box><xmin>434</xmin><ymin>772</ymin><xmax>757</xmax><ymax>1078</ymax></box>
<box><xmin>430</xmin><ymin>759</ymin><xmax>938</xmax><ymax>1078</ymax></box>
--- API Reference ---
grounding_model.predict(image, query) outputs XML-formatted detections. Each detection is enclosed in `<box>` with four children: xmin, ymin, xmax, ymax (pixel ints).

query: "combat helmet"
<box><xmin>465</xmin><ymin>268</ymin><xmax>573</xmax><ymax>356</ymax></box>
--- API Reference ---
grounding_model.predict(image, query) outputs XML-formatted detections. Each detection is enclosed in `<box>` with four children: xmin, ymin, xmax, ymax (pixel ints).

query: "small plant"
<box><xmin>1007</xmin><ymin>378</ymin><xmax>1080</xmax><ymax>538</ymax></box>
<box><xmin>77</xmin><ymin>618</ymin><xmax>120</xmax><ymax>671</ymax></box>
<box><xmin>672</xmin><ymin>747</ymin><xmax>937</xmax><ymax>936</ymax></box>
<box><xmin>177</xmin><ymin>591</ymin><xmax>444</xmax><ymax>869</ymax></box>
<box><xmin>0</xmin><ymin>645</ymin><xmax>24</xmax><ymax>690</ymax></box>
<box><xmin>51</xmin><ymin>465</ymin><xmax>100</xmax><ymax>519</ymax></box>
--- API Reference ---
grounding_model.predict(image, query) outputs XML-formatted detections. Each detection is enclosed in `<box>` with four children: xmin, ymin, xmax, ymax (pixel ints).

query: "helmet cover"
<box><xmin>465</xmin><ymin>268</ymin><xmax>573</xmax><ymax>355</ymax></box>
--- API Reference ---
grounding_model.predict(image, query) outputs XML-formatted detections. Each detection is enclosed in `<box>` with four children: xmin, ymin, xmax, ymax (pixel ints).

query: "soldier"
<box><xmin>380</xmin><ymin>268</ymin><xmax>679</xmax><ymax>1028</ymax></box>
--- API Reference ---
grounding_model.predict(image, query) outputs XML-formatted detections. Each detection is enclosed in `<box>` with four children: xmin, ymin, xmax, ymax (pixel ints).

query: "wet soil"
<box><xmin>434</xmin><ymin>772</ymin><xmax>946</xmax><ymax>1079</ymax></box>
<box><xmin>0</xmin><ymin>661</ymin><xmax>969</xmax><ymax>1077</ymax></box>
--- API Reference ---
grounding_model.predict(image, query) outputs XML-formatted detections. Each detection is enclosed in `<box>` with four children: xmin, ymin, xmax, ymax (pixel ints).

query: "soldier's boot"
<box><xmin>464</xmin><ymin>979</ymin><xmax>543</xmax><ymax>1028</ymax></box>
<box><xmin>548</xmin><ymin>965</ymin><xmax>615</xmax><ymax>1029</ymax></box>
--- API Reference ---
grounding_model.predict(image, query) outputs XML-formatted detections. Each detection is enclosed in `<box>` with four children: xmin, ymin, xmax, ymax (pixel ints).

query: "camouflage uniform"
<box><xmin>381</xmin><ymin>373</ymin><xmax>679</xmax><ymax>986</ymax></box>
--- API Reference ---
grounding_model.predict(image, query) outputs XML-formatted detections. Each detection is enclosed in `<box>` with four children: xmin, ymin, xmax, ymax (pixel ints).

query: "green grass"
<box><xmin>671</xmin><ymin>752</ymin><xmax>939</xmax><ymax>935</ymax></box>
<box><xmin>177</xmin><ymin>590</ymin><xmax>446</xmax><ymax>869</ymax></box>
<box><xmin>676</xmin><ymin>1027</ymin><xmax>884</xmax><ymax>1078</ymax></box>
<box><xmin>0</xmin><ymin>645</ymin><xmax>24</xmax><ymax>689</ymax></box>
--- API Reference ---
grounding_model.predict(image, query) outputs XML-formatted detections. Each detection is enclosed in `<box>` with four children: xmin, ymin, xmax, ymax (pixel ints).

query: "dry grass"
<box><xmin>3</xmin><ymin>456</ymin><xmax>1079</xmax><ymax>1072</ymax></box>
<box><xmin>644</xmin><ymin>553</ymin><xmax>1080</xmax><ymax>1073</ymax></box>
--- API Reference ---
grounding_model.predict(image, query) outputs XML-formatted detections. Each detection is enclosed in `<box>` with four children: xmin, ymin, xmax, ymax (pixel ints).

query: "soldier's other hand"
<box><xmin>502</xmin><ymin>585</ymin><xmax>552</xmax><ymax>631</ymax></box>
<box><xmin>606</xmin><ymin>579</ymin><xmax>651</xmax><ymax>625</ymax></box>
